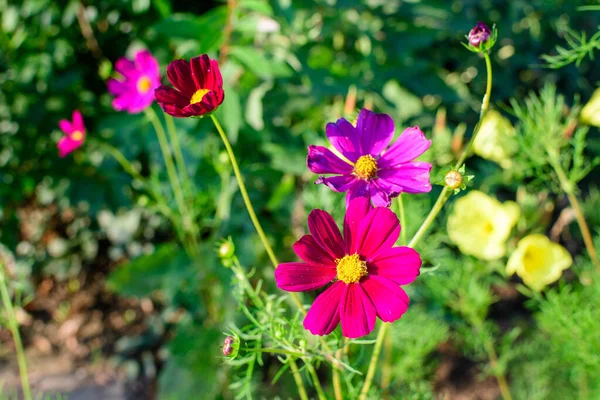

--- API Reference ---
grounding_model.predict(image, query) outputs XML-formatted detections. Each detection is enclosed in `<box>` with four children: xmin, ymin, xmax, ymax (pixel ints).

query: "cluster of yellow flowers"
<box><xmin>447</xmin><ymin>191</ymin><xmax>572</xmax><ymax>291</ymax></box>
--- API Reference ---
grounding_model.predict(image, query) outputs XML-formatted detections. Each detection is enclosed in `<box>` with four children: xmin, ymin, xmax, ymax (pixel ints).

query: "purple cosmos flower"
<box><xmin>275</xmin><ymin>197</ymin><xmax>422</xmax><ymax>338</ymax></box>
<box><xmin>107</xmin><ymin>50</ymin><xmax>161</xmax><ymax>114</ymax></box>
<box><xmin>58</xmin><ymin>110</ymin><xmax>86</xmax><ymax>157</ymax></box>
<box><xmin>468</xmin><ymin>22</ymin><xmax>492</xmax><ymax>47</ymax></box>
<box><xmin>307</xmin><ymin>108</ymin><xmax>432</xmax><ymax>207</ymax></box>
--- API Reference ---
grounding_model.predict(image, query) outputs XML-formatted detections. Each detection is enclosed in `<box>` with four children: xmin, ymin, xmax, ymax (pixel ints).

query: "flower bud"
<box><xmin>468</xmin><ymin>22</ymin><xmax>491</xmax><ymax>47</ymax></box>
<box><xmin>222</xmin><ymin>335</ymin><xmax>239</xmax><ymax>358</ymax></box>
<box><xmin>444</xmin><ymin>170</ymin><xmax>463</xmax><ymax>190</ymax></box>
<box><xmin>218</xmin><ymin>241</ymin><xmax>235</xmax><ymax>258</ymax></box>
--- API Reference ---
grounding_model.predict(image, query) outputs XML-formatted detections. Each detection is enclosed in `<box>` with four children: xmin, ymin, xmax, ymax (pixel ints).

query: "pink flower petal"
<box><xmin>340</xmin><ymin>284</ymin><xmax>376</xmax><ymax>338</ymax></box>
<box><xmin>355</xmin><ymin>207</ymin><xmax>400</xmax><ymax>260</ymax></box>
<box><xmin>114</xmin><ymin>58</ymin><xmax>137</xmax><ymax>78</ymax></box>
<box><xmin>307</xmin><ymin>210</ymin><xmax>345</xmax><ymax>259</ymax></box>
<box><xmin>293</xmin><ymin>235</ymin><xmax>336</xmax><ymax>267</ymax></box>
<box><xmin>72</xmin><ymin>110</ymin><xmax>85</xmax><ymax>133</ymax></box>
<box><xmin>303</xmin><ymin>281</ymin><xmax>344</xmax><ymax>336</ymax></box>
<box><xmin>275</xmin><ymin>262</ymin><xmax>336</xmax><ymax>292</ymax></box>
<box><xmin>307</xmin><ymin>145</ymin><xmax>353</xmax><ymax>175</ymax></box>
<box><xmin>378</xmin><ymin>126</ymin><xmax>431</xmax><ymax>168</ymax></box>
<box><xmin>377</xmin><ymin>162</ymin><xmax>432</xmax><ymax>194</ymax></box>
<box><xmin>369</xmin><ymin>246</ymin><xmax>421</xmax><ymax>285</ymax></box>
<box><xmin>344</xmin><ymin>197</ymin><xmax>372</xmax><ymax>254</ymax></box>
<box><xmin>361</xmin><ymin>275</ymin><xmax>409</xmax><ymax>323</ymax></box>
<box><xmin>356</xmin><ymin>109</ymin><xmax>395</xmax><ymax>157</ymax></box>
<box><xmin>316</xmin><ymin>174</ymin><xmax>357</xmax><ymax>193</ymax></box>
<box><xmin>345</xmin><ymin>179</ymin><xmax>370</xmax><ymax>208</ymax></box>
<box><xmin>326</xmin><ymin>118</ymin><xmax>362</xmax><ymax>163</ymax></box>
<box><xmin>167</xmin><ymin>59</ymin><xmax>195</xmax><ymax>96</ymax></box>
<box><xmin>135</xmin><ymin>50</ymin><xmax>159</xmax><ymax>78</ymax></box>
<box><xmin>58</xmin><ymin>136</ymin><xmax>83</xmax><ymax>157</ymax></box>
<box><xmin>58</xmin><ymin>119</ymin><xmax>73</xmax><ymax>134</ymax></box>
<box><xmin>107</xmin><ymin>78</ymin><xmax>127</xmax><ymax>96</ymax></box>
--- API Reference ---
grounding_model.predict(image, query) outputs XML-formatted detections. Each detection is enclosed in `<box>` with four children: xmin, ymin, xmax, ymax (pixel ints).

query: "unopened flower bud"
<box><xmin>468</xmin><ymin>22</ymin><xmax>491</xmax><ymax>47</ymax></box>
<box><xmin>444</xmin><ymin>170</ymin><xmax>463</xmax><ymax>189</ymax></box>
<box><xmin>218</xmin><ymin>241</ymin><xmax>234</xmax><ymax>258</ymax></box>
<box><xmin>222</xmin><ymin>335</ymin><xmax>239</xmax><ymax>358</ymax></box>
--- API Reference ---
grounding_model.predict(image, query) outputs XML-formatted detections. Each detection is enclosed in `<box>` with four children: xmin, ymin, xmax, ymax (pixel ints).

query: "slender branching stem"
<box><xmin>306</xmin><ymin>363</ymin><xmax>327</xmax><ymax>400</ymax></box>
<box><xmin>332</xmin><ymin>339</ymin><xmax>344</xmax><ymax>400</ymax></box>
<box><xmin>0</xmin><ymin>264</ymin><xmax>32</xmax><ymax>400</ymax></box>
<box><xmin>289</xmin><ymin>358</ymin><xmax>309</xmax><ymax>400</ymax></box>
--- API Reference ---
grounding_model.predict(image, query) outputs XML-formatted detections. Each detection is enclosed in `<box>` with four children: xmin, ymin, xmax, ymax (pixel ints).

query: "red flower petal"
<box><xmin>361</xmin><ymin>275</ymin><xmax>409</xmax><ymax>323</ymax></box>
<box><xmin>274</xmin><ymin>262</ymin><xmax>336</xmax><ymax>292</ymax></box>
<box><xmin>340</xmin><ymin>283</ymin><xmax>376</xmax><ymax>338</ymax></box>
<box><xmin>167</xmin><ymin>59</ymin><xmax>194</xmax><ymax>96</ymax></box>
<box><xmin>307</xmin><ymin>209</ymin><xmax>345</xmax><ymax>260</ymax></box>
<box><xmin>303</xmin><ymin>281</ymin><xmax>344</xmax><ymax>336</ymax></box>
<box><xmin>293</xmin><ymin>235</ymin><xmax>336</xmax><ymax>267</ymax></box>
<box><xmin>369</xmin><ymin>246</ymin><xmax>421</xmax><ymax>285</ymax></box>
<box><xmin>355</xmin><ymin>207</ymin><xmax>400</xmax><ymax>260</ymax></box>
<box><xmin>344</xmin><ymin>197</ymin><xmax>372</xmax><ymax>254</ymax></box>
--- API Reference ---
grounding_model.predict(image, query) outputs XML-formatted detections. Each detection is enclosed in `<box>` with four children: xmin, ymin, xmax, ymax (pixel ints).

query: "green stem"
<box><xmin>165</xmin><ymin>115</ymin><xmax>193</xmax><ymax>197</ymax></box>
<box><xmin>397</xmin><ymin>194</ymin><xmax>407</xmax><ymax>245</ymax></box>
<box><xmin>358</xmin><ymin>323</ymin><xmax>388</xmax><ymax>400</ymax></box>
<box><xmin>289</xmin><ymin>358</ymin><xmax>309</xmax><ymax>400</ymax></box>
<box><xmin>359</xmin><ymin>50</ymin><xmax>497</xmax><ymax>400</ymax></box>
<box><xmin>210</xmin><ymin>115</ymin><xmax>305</xmax><ymax>312</ymax></box>
<box><xmin>0</xmin><ymin>264</ymin><xmax>32</xmax><ymax>400</ymax></box>
<box><xmin>145</xmin><ymin>108</ymin><xmax>197</xmax><ymax>258</ymax></box>
<box><xmin>547</xmin><ymin>153</ymin><xmax>600</xmax><ymax>271</ymax></box>
<box><xmin>332</xmin><ymin>339</ymin><xmax>344</xmax><ymax>400</ymax></box>
<box><xmin>306</xmin><ymin>363</ymin><xmax>327</xmax><ymax>400</ymax></box>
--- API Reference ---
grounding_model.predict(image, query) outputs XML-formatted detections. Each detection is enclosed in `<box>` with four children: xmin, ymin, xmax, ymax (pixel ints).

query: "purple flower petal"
<box><xmin>378</xmin><ymin>127</ymin><xmax>431</xmax><ymax>168</ymax></box>
<box><xmin>344</xmin><ymin>197</ymin><xmax>372</xmax><ymax>254</ymax></box>
<box><xmin>303</xmin><ymin>281</ymin><xmax>344</xmax><ymax>336</ymax></box>
<box><xmin>135</xmin><ymin>50</ymin><xmax>159</xmax><ymax>78</ymax></box>
<box><xmin>293</xmin><ymin>235</ymin><xmax>336</xmax><ymax>267</ymax></box>
<box><xmin>369</xmin><ymin>246</ymin><xmax>421</xmax><ymax>285</ymax></box>
<box><xmin>326</xmin><ymin>118</ymin><xmax>362</xmax><ymax>162</ymax></box>
<box><xmin>307</xmin><ymin>145</ymin><xmax>353</xmax><ymax>175</ymax></box>
<box><xmin>362</xmin><ymin>275</ymin><xmax>409</xmax><ymax>323</ymax></box>
<box><xmin>368</xmin><ymin>179</ymin><xmax>399</xmax><ymax>208</ymax></box>
<box><xmin>274</xmin><ymin>262</ymin><xmax>336</xmax><ymax>292</ymax></box>
<box><xmin>355</xmin><ymin>207</ymin><xmax>400</xmax><ymax>260</ymax></box>
<box><xmin>345</xmin><ymin>179</ymin><xmax>370</xmax><ymax>208</ymax></box>
<box><xmin>307</xmin><ymin>210</ymin><xmax>345</xmax><ymax>259</ymax></box>
<box><xmin>378</xmin><ymin>162</ymin><xmax>432</xmax><ymax>194</ymax></box>
<box><xmin>340</xmin><ymin>284</ymin><xmax>376</xmax><ymax>338</ymax></box>
<box><xmin>355</xmin><ymin>109</ymin><xmax>395</xmax><ymax>157</ymax></box>
<box><xmin>316</xmin><ymin>174</ymin><xmax>357</xmax><ymax>193</ymax></box>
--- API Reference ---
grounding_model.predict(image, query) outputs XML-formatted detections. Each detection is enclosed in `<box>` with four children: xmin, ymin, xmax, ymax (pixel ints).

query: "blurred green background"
<box><xmin>1</xmin><ymin>0</ymin><xmax>599</xmax><ymax>399</ymax></box>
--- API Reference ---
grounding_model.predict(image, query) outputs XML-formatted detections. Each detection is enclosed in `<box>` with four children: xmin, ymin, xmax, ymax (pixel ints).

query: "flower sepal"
<box><xmin>435</xmin><ymin>165</ymin><xmax>474</xmax><ymax>194</ymax></box>
<box><xmin>463</xmin><ymin>22</ymin><xmax>497</xmax><ymax>53</ymax></box>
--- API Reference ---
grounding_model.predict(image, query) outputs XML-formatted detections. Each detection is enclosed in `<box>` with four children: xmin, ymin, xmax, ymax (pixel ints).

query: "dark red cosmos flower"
<box><xmin>155</xmin><ymin>54</ymin><xmax>224</xmax><ymax>118</ymax></box>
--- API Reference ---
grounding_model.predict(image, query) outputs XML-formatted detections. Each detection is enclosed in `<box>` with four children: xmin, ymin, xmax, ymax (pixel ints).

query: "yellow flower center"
<box><xmin>190</xmin><ymin>88</ymin><xmax>210</xmax><ymax>105</ymax></box>
<box><xmin>137</xmin><ymin>76</ymin><xmax>152</xmax><ymax>94</ymax></box>
<box><xmin>71</xmin><ymin>131</ymin><xmax>84</xmax><ymax>141</ymax></box>
<box><xmin>353</xmin><ymin>155</ymin><xmax>378</xmax><ymax>179</ymax></box>
<box><xmin>336</xmin><ymin>253</ymin><xmax>368</xmax><ymax>284</ymax></box>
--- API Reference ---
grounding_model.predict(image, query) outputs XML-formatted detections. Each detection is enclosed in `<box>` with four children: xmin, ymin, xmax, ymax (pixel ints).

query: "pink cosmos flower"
<box><xmin>58</xmin><ymin>110</ymin><xmax>86</xmax><ymax>157</ymax></box>
<box><xmin>275</xmin><ymin>197</ymin><xmax>422</xmax><ymax>338</ymax></box>
<box><xmin>307</xmin><ymin>108</ymin><xmax>432</xmax><ymax>207</ymax></box>
<box><xmin>107</xmin><ymin>50</ymin><xmax>161</xmax><ymax>114</ymax></box>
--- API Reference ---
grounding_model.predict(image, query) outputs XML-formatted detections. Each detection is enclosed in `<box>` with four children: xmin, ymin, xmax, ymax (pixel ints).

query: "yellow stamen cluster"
<box><xmin>71</xmin><ymin>131</ymin><xmax>84</xmax><ymax>141</ymax></box>
<box><xmin>353</xmin><ymin>155</ymin><xmax>378</xmax><ymax>179</ymax></box>
<box><xmin>190</xmin><ymin>88</ymin><xmax>210</xmax><ymax>105</ymax></box>
<box><xmin>137</xmin><ymin>76</ymin><xmax>152</xmax><ymax>94</ymax></box>
<box><xmin>336</xmin><ymin>253</ymin><xmax>368</xmax><ymax>284</ymax></box>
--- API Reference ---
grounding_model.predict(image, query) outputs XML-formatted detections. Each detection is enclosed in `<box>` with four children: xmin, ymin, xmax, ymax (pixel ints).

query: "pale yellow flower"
<box><xmin>506</xmin><ymin>234</ymin><xmax>572</xmax><ymax>291</ymax></box>
<box><xmin>447</xmin><ymin>191</ymin><xmax>520</xmax><ymax>260</ymax></box>
<box><xmin>472</xmin><ymin>110</ymin><xmax>518</xmax><ymax>168</ymax></box>
<box><xmin>580</xmin><ymin>88</ymin><xmax>600</xmax><ymax>127</ymax></box>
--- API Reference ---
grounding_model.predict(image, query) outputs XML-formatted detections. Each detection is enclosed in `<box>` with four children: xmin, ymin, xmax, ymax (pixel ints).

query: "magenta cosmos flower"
<box><xmin>155</xmin><ymin>54</ymin><xmax>224</xmax><ymax>118</ymax></box>
<box><xmin>107</xmin><ymin>50</ymin><xmax>161</xmax><ymax>114</ymax></box>
<box><xmin>307</xmin><ymin>108</ymin><xmax>432</xmax><ymax>207</ymax></box>
<box><xmin>58</xmin><ymin>110</ymin><xmax>86</xmax><ymax>157</ymax></box>
<box><xmin>275</xmin><ymin>197</ymin><xmax>422</xmax><ymax>338</ymax></box>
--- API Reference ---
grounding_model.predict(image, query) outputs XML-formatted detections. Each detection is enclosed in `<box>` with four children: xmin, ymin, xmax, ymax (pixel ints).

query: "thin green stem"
<box><xmin>397</xmin><ymin>195</ymin><xmax>407</xmax><ymax>245</ymax></box>
<box><xmin>483</xmin><ymin>336</ymin><xmax>513</xmax><ymax>400</ymax></box>
<box><xmin>547</xmin><ymin>153</ymin><xmax>600</xmax><ymax>271</ymax></box>
<box><xmin>359</xmin><ymin>49</ymin><xmax>497</xmax><ymax>400</ymax></box>
<box><xmin>0</xmin><ymin>264</ymin><xmax>32</xmax><ymax>400</ymax></box>
<box><xmin>289</xmin><ymin>359</ymin><xmax>309</xmax><ymax>400</ymax></box>
<box><xmin>332</xmin><ymin>339</ymin><xmax>344</xmax><ymax>400</ymax></box>
<box><xmin>145</xmin><ymin>108</ymin><xmax>197</xmax><ymax>258</ymax></box>
<box><xmin>210</xmin><ymin>115</ymin><xmax>305</xmax><ymax>312</ymax></box>
<box><xmin>165</xmin><ymin>115</ymin><xmax>193</xmax><ymax>197</ymax></box>
<box><xmin>242</xmin><ymin>347</ymin><xmax>305</xmax><ymax>357</ymax></box>
<box><xmin>306</xmin><ymin>363</ymin><xmax>327</xmax><ymax>400</ymax></box>
<box><xmin>358</xmin><ymin>323</ymin><xmax>388</xmax><ymax>400</ymax></box>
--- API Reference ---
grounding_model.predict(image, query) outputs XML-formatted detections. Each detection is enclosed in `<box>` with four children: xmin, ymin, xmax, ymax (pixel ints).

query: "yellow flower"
<box><xmin>472</xmin><ymin>110</ymin><xmax>518</xmax><ymax>169</ymax></box>
<box><xmin>580</xmin><ymin>88</ymin><xmax>600</xmax><ymax>127</ymax></box>
<box><xmin>506</xmin><ymin>234</ymin><xmax>572</xmax><ymax>291</ymax></box>
<box><xmin>447</xmin><ymin>191</ymin><xmax>520</xmax><ymax>260</ymax></box>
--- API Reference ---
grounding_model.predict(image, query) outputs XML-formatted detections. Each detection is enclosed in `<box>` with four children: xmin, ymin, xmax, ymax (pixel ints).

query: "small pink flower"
<box><xmin>307</xmin><ymin>108</ymin><xmax>432</xmax><ymax>208</ymax></box>
<box><xmin>275</xmin><ymin>198</ymin><xmax>422</xmax><ymax>338</ymax></box>
<box><xmin>108</xmin><ymin>50</ymin><xmax>161</xmax><ymax>114</ymax></box>
<box><xmin>58</xmin><ymin>110</ymin><xmax>86</xmax><ymax>157</ymax></box>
